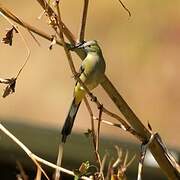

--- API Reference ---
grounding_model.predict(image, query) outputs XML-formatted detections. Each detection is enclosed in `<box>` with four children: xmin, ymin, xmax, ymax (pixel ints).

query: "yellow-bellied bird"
<box><xmin>61</xmin><ymin>40</ymin><xmax>106</xmax><ymax>143</ymax></box>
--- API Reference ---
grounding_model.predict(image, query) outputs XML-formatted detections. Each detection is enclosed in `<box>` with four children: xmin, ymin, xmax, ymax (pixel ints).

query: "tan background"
<box><xmin>0</xmin><ymin>0</ymin><xmax>180</xmax><ymax>149</ymax></box>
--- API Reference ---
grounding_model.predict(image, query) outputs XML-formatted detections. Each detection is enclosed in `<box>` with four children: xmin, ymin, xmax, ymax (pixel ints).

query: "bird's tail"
<box><xmin>61</xmin><ymin>98</ymin><xmax>81</xmax><ymax>143</ymax></box>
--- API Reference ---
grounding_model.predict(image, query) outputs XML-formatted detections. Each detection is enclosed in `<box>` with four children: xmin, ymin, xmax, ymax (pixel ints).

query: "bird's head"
<box><xmin>70</xmin><ymin>40</ymin><xmax>102</xmax><ymax>54</ymax></box>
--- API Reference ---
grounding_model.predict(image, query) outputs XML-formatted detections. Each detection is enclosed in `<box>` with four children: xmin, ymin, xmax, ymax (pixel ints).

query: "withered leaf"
<box><xmin>1</xmin><ymin>27</ymin><xmax>18</xmax><ymax>46</ymax></box>
<box><xmin>2</xmin><ymin>78</ymin><xmax>16</xmax><ymax>98</ymax></box>
<box><xmin>73</xmin><ymin>161</ymin><xmax>90</xmax><ymax>179</ymax></box>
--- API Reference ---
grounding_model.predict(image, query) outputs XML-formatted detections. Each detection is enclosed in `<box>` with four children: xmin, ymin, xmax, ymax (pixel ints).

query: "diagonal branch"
<box><xmin>36</xmin><ymin>0</ymin><xmax>76</xmax><ymax>44</ymax></box>
<box><xmin>78</xmin><ymin>0</ymin><xmax>89</xmax><ymax>42</ymax></box>
<box><xmin>1</xmin><ymin>2</ymin><xmax>179</xmax><ymax>179</ymax></box>
<box><xmin>0</xmin><ymin>3</ymin><xmax>64</xmax><ymax>46</ymax></box>
<box><xmin>55</xmin><ymin>1</ymin><xmax>77</xmax><ymax>75</ymax></box>
<box><xmin>0</xmin><ymin>123</ymin><xmax>91</xmax><ymax>180</ymax></box>
<box><xmin>0</xmin><ymin>123</ymin><xmax>49</xmax><ymax>180</ymax></box>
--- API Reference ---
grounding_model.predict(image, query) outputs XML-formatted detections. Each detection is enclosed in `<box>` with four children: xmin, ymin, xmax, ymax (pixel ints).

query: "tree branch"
<box><xmin>0</xmin><ymin>3</ymin><xmax>64</xmax><ymax>46</ymax></box>
<box><xmin>0</xmin><ymin>123</ymin><xmax>91</xmax><ymax>180</ymax></box>
<box><xmin>0</xmin><ymin>2</ymin><xmax>179</xmax><ymax>179</ymax></box>
<box><xmin>78</xmin><ymin>0</ymin><xmax>89</xmax><ymax>42</ymax></box>
<box><xmin>36</xmin><ymin>0</ymin><xmax>76</xmax><ymax>44</ymax></box>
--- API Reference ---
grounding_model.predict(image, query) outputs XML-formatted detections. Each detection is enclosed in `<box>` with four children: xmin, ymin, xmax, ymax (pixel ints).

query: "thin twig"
<box><xmin>36</xmin><ymin>0</ymin><xmax>76</xmax><ymax>44</ymax></box>
<box><xmin>16</xmin><ymin>160</ymin><xmax>28</xmax><ymax>180</ymax></box>
<box><xmin>96</xmin><ymin>105</ymin><xmax>103</xmax><ymax>152</ymax></box>
<box><xmin>1</xmin><ymin>2</ymin><xmax>179</xmax><ymax>179</ymax></box>
<box><xmin>0</xmin><ymin>123</ymin><xmax>91</xmax><ymax>180</ymax></box>
<box><xmin>33</xmin><ymin>154</ymin><xmax>90</xmax><ymax>180</ymax></box>
<box><xmin>53</xmin><ymin>1</ymin><xmax>71</xmax><ymax>179</ymax></box>
<box><xmin>112</xmin><ymin>146</ymin><xmax>136</xmax><ymax>179</ymax></box>
<box><xmin>83</xmin><ymin>98</ymin><xmax>102</xmax><ymax>175</ymax></box>
<box><xmin>93</xmin><ymin>116</ymin><xmax>126</xmax><ymax>130</ymax></box>
<box><xmin>78</xmin><ymin>0</ymin><xmax>89</xmax><ymax>42</ymax></box>
<box><xmin>117</xmin><ymin>0</ymin><xmax>131</xmax><ymax>17</ymax></box>
<box><xmin>99</xmin><ymin>153</ymin><xmax>107</xmax><ymax>180</ymax></box>
<box><xmin>84</xmin><ymin>97</ymin><xmax>96</xmax><ymax>148</ymax></box>
<box><xmin>0</xmin><ymin>78</ymin><xmax>9</xmax><ymax>84</ymax></box>
<box><xmin>0</xmin><ymin>4</ymin><xmax>64</xmax><ymax>46</ymax></box>
<box><xmin>54</xmin><ymin>143</ymin><xmax>64</xmax><ymax>180</ymax></box>
<box><xmin>0</xmin><ymin>11</ymin><xmax>30</xmax><ymax>79</ymax></box>
<box><xmin>137</xmin><ymin>133</ymin><xmax>154</xmax><ymax>180</ymax></box>
<box><xmin>35</xmin><ymin>167</ymin><xmax>42</xmax><ymax>180</ymax></box>
<box><xmin>0</xmin><ymin>4</ymin><xmax>40</xmax><ymax>46</ymax></box>
<box><xmin>55</xmin><ymin>0</ymin><xmax>77</xmax><ymax>75</ymax></box>
<box><xmin>102</xmin><ymin>107</ymin><xmax>143</xmax><ymax>141</ymax></box>
<box><xmin>0</xmin><ymin>123</ymin><xmax>49</xmax><ymax>180</ymax></box>
<box><xmin>1</xmin><ymin>3</ymin><xmax>134</xmax><ymax>140</ymax></box>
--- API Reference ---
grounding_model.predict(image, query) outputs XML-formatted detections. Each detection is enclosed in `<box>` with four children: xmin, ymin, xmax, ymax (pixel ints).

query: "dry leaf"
<box><xmin>1</xmin><ymin>78</ymin><xmax>17</xmax><ymax>98</ymax></box>
<box><xmin>1</xmin><ymin>27</ymin><xmax>18</xmax><ymax>46</ymax></box>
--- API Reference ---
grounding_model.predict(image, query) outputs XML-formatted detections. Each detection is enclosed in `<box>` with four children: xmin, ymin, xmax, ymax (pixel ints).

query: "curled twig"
<box><xmin>117</xmin><ymin>0</ymin><xmax>131</xmax><ymax>17</ymax></box>
<box><xmin>111</xmin><ymin>146</ymin><xmax>136</xmax><ymax>179</ymax></box>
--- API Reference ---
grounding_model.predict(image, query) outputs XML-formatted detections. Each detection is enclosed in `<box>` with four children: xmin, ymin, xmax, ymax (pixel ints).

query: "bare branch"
<box><xmin>35</xmin><ymin>0</ymin><xmax>76</xmax><ymax>44</ymax></box>
<box><xmin>78</xmin><ymin>0</ymin><xmax>89</xmax><ymax>42</ymax></box>
<box><xmin>102</xmin><ymin>107</ymin><xmax>142</xmax><ymax>141</ymax></box>
<box><xmin>84</xmin><ymin>97</ymin><xmax>96</xmax><ymax>148</ymax></box>
<box><xmin>1</xmin><ymin>2</ymin><xmax>179</xmax><ymax>179</ymax></box>
<box><xmin>137</xmin><ymin>133</ymin><xmax>154</xmax><ymax>180</ymax></box>
<box><xmin>0</xmin><ymin>123</ymin><xmax>91</xmax><ymax>180</ymax></box>
<box><xmin>0</xmin><ymin>123</ymin><xmax>49</xmax><ymax>180</ymax></box>
<box><xmin>83</xmin><ymin>97</ymin><xmax>102</xmax><ymax>174</ymax></box>
<box><xmin>0</xmin><ymin>78</ymin><xmax>11</xmax><ymax>84</ymax></box>
<box><xmin>99</xmin><ymin>153</ymin><xmax>107</xmax><ymax>180</ymax></box>
<box><xmin>54</xmin><ymin>143</ymin><xmax>64</xmax><ymax>180</ymax></box>
<box><xmin>53</xmin><ymin>2</ymin><xmax>76</xmax><ymax>179</ymax></box>
<box><xmin>54</xmin><ymin>0</ymin><xmax>77</xmax><ymax>77</ymax></box>
<box><xmin>0</xmin><ymin>3</ymin><xmax>63</xmax><ymax>46</ymax></box>
<box><xmin>96</xmin><ymin>105</ymin><xmax>103</xmax><ymax>152</ymax></box>
<box><xmin>0</xmin><ymin>12</ymin><xmax>30</xmax><ymax>79</ymax></box>
<box><xmin>16</xmin><ymin>161</ymin><xmax>29</xmax><ymax>180</ymax></box>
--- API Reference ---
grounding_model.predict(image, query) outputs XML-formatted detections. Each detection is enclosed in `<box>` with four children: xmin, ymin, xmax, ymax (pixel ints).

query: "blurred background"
<box><xmin>0</xmin><ymin>0</ymin><xmax>180</xmax><ymax>179</ymax></box>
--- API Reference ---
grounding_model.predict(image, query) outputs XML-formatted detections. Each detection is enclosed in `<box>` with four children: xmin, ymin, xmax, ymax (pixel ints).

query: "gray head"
<box><xmin>72</xmin><ymin>40</ymin><xmax>102</xmax><ymax>54</ymax></box>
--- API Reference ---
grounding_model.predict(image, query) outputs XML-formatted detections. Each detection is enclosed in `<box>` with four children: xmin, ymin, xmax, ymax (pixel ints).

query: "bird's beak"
<box><xmin>69</xmin><ymin>41</ymin><xmax>86</xmax><ymax>50</ymax></box>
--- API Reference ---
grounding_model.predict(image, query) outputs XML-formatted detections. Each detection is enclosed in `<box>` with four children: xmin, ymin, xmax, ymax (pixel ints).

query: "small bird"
<box><xmin>61</xmin><ymin>40</ymin><xmax>106</xmax><ymax>143</ymax></box>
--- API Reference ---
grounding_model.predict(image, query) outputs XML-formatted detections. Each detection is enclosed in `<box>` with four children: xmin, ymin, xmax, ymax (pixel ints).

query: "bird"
<box><xmin>61</xmin><ymin>40</ymin><xmax>106</xmax><ymax>143</ymax></box>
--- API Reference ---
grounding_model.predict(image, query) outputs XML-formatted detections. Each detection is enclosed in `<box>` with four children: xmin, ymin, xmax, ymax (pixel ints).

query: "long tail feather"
<box><xmin>61</xmin><ymin>98</ymin><xmax>81</xmax><ymax>143</ymax></box>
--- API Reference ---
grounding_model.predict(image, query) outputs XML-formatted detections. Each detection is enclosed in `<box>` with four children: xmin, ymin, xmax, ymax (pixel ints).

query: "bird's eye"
<box><xmin>88</xmin><ymin>45</ymin><xmax>91</xmax><ymax>47</ymax></box>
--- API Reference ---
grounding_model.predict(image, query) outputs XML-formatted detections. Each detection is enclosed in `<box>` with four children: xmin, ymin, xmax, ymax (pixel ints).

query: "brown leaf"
<box><xmin>2</xmin><ymin>78</ymin><xmax>16</xmax><ymax>98</ymax></box>
<box><xmin>1</xmin><ymin>27</ymin><xmax>18</xmax><ymax>46</ymax></box>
